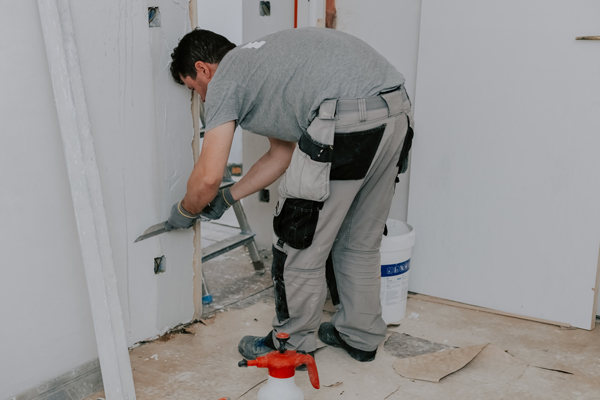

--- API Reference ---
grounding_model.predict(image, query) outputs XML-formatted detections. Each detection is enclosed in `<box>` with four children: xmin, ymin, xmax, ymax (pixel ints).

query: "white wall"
<box><xmin>0</xmin><ymin>2</ymin><xmax>97</xmax><ymax>396</ymax></box>
<box><xmin>198</xmin><ymin>0</ymin><xmax>243</xmax><ymax>44</ymax></box>
<box><xmin>336</xmin><ymin>0</ymin><xmax>422</xmax><ymax>222</ymax></box>
<box><xmin>1</xmin><ymin>1</ymin><xmax>195</xmax><ymax>397</ymax></box>
<box><xmin>407</xmin><ymin>0</ymin><xmax>600</xmax><ymax>328</ymax></box>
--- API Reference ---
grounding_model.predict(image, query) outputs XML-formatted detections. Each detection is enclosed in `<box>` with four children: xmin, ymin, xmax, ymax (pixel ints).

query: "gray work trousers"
<box><xmin>271</xmin><ymin>87</ymin><xmax>413</xmax><ymax>352</ymax></box>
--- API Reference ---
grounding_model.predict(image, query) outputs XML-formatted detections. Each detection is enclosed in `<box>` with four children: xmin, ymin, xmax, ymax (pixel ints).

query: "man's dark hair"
<box><xmin>170</xmin><ymin>28</ymin><xmax>236</xmax><ymax>84</ymax></box>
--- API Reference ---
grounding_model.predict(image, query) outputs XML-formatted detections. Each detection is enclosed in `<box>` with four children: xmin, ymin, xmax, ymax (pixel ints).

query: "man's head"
<box><xmin>170</xmin><ymin>28</ymin><xmax>236</xmax><ymax>100</ymax></box>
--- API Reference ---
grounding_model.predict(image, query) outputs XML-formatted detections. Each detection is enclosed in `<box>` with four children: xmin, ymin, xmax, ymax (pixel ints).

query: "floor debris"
<box><xmin>83</xmin><ymin>235</ymin><xmax>600</xmax><ymax>400</ymax></box>
<box><xmin>384</xmin><ymin>332</ymin><xmax>453</xmax><ymax>359</ymax></box>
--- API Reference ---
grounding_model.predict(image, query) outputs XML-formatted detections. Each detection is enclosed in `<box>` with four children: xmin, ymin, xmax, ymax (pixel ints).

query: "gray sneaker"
<box><xmin>238</xmin><ymin>331</ymin><xmax>275</xmax><ymax>360</ymax></box>
<box><xmin>238</xmin><ymin>331</ymin><xmax>315</xmax><ymax>371</ymax></box>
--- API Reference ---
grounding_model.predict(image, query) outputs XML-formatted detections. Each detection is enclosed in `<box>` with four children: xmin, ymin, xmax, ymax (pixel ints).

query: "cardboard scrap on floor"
<box><xmin>393</xmin><ymin>343</ymin><xmax>489</xmax><ymax>382</ymax></box>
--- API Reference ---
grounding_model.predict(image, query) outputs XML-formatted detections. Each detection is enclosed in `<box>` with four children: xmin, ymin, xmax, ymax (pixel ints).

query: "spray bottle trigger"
<box><xmin>300</xmin><ymin>353</ymin><xmax>320</xmax><ymax>389</ymax></box>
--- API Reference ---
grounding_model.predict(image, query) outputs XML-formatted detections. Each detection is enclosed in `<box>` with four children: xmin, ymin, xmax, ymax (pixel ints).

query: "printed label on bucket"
<box><xmin>381</xmin><ymin>260</ymin><xmax>410</xmax><ymax>277</ymax></box>
<box><xmin>380</xmin><ymin>260</ymin><xmax>410</xmax><ymax>321</ymax></box>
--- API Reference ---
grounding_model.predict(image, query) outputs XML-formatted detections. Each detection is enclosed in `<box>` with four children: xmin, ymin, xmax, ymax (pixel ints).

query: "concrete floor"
<box><xmin>85</xmin><ymin>221</ymin><xmax>600</xmax><ymax>400</ymax></box>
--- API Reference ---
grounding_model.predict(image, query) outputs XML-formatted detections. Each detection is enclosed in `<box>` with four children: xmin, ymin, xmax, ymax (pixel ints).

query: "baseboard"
<box><xmin>408</xmin><ymin>293</ymin><xmax>572</xmax><ymax>328</ymax></box>
<box><xmin>7</xmin><ymin>359</ymin><xmax>103</xmax><ymax>400</ymax></box>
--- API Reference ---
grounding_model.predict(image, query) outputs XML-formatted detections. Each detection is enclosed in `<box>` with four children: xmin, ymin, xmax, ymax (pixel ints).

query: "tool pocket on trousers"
<box><xmin>279</xmin><ymin>148</ymin><xmax>331</xmax><ymax>202</ymax></box>
<box><xmin>331</xmin><ymin>124</ymin><xmax>386</xmax><ymax>180</ymax></box>
<box><xmin>273</xmin><ymin>198</ymin><xmax>323</xmax><ymax>250</ymax></box>
<box><xmin>279</xmin><ymin>117</ymin><xmax>335</xmax><ymax>202</ymax></box>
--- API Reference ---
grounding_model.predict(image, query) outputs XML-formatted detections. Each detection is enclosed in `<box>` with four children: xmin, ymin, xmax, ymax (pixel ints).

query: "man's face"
<box><xmin>182</xmin><ymin>74</ymin><xmax>207</xmax><ymax>101</ymax></box>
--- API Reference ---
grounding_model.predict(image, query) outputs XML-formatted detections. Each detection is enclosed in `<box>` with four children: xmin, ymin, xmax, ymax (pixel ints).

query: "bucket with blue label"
<box><xmin>380</xmin><ymin>220</ymin><xmax>415</xmax><ymax>324</ymax></box>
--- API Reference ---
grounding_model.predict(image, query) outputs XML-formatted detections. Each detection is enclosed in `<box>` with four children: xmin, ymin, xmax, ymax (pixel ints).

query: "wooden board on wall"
<box><xmin>408</xmin><ymin>0</ymin><xmax>600</xmax><ymax>330</ymax></box>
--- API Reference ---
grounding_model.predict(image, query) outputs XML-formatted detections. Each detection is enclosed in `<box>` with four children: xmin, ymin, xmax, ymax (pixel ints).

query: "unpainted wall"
<box><xmin>1</xmin><ymin>0</ymin><xmax>195</xmax><ymax>397</ymax></box>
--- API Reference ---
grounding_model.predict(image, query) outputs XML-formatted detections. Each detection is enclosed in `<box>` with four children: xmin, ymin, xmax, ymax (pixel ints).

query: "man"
<box><xmin>167</xmin><ymin>27</ymin><xmax>413</xmax><ymax>362</ymax></box>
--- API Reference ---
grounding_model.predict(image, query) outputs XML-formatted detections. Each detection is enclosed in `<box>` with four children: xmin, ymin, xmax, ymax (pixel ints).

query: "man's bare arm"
<box><xmin>229</xmin><ymin>137</ymin><xmax>296</xmax><ymax>201</ymax></box>
<box><xmin>181</xmin><ymin>121</ymin><xmax>235</xmax><ymax>214</ymax></box>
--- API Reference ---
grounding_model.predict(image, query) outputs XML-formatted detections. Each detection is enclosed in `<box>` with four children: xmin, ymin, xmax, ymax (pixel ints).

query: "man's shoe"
<box><xmin>318</xmin><ymin>322</ymin><xmax>377</xmax><ymax>362</ymax></box>
<box><xmin>238</xmin><ymin>331</ymin><xmax>315</xmax><ymax>371</ymax></box>
<box><xmin>238</xmin><ymin>330</ymin><xmax>276</xmax><ymax>360</ymax></box>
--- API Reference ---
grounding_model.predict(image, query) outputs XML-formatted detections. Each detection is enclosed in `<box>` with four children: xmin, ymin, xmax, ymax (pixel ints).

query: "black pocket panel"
<box><xmin>273</xmin><ymin>199</ymin><xmax>323</xmax><ymax>250</ymax></box>
<box><xmin>271</xmin><ymin>245</ymin><xmax>290</xmax><ymax>322</ymax></box>
<box><xmin>299</xmin><ymin>132</ymin><xmax>333</xmax><ymax>163</ymax></box>
<box><xmin>397</xmin><ymin>116</ymin><xmax>414</xmax><ymax>174</ymax></box>
<box><xmin>325</xmin><ymin>251</ymin><xmax>340</xmax><ymax>306</ymax></box>
<box><xmin>331</xmin><ymin>124</ymin><xmax>386</xmax><ymax>180</ymax></box>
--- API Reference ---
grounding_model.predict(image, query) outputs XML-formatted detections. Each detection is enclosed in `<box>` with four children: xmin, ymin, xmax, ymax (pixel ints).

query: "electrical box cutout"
<box><xmin>148</xmin><ymin>7</ymin><xmax>161</xmax><ymax>27</ymax></box>
<box><xmin>259</xmin><ymin>189</ymin><xmax>270</xmax><ymax>203</ymax></box>
<box><xmin>154</xmin><ymin>256</ymin><xmax>166</xmax><ymax>274</ymax></box>
<box><xmin>260</xmin><ymin>1</ymin><xmax>271</xmax><ymax>16</ymax></box>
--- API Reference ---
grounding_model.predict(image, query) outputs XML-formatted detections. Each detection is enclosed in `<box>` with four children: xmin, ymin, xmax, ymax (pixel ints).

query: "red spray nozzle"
<box><xmin>238</xmin><ymin>332</ymin><xmax>320</xmax><ymax>389</ymax></box>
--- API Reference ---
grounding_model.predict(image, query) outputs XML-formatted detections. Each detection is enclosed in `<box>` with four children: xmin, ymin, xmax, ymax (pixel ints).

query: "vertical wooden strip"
<box><xmin>37</xmin><ymin>0</ymin><xmax>136</xmax><ymax>398</ymax></box>
<box><xmin>294</xmin><ymin>0</ymin><xmax>298</xmax><ymax>28</ymax></box>
<box><xmin>189</xmin><ymin>0</ymin><xmax>203</xmax><ymax>321</ymax></box>
<box><xmin>325</xmin><ymin>0</ymin><xmax>336</xmax><ymax>29</ymax></box>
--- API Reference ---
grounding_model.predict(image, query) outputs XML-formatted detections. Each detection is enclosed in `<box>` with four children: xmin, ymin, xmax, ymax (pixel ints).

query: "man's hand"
<box><xmin>165</xmin><ymin>201</ymin><xmax>200</xmax><ymax>231</ymax></box>
<box><xmin>201</xmin><ymin>187</ymin><xmax>237</xmax><ymax>221</ymax></box>
<box><xmin>180</xmin><ymin>122</ymin><xmax>236</xmax><ymax>214</ymax></box>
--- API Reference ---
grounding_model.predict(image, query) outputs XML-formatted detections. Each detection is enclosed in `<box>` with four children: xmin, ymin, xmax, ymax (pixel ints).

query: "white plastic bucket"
<box><xmin>380</xmin><ymin>219</ymin><xmax>415</xmax><ymax>324</ymax></box>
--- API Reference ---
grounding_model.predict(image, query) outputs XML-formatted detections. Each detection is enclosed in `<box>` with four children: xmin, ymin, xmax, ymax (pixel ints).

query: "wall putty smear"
<box><xmin>1</xmin><ymin>0</ymin><xmax>195</xmax><ymax>398</ymax></box>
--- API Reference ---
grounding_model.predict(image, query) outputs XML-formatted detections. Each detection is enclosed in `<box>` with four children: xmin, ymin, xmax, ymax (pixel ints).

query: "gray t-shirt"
<box><xmin>204</xmin><ymin>28</ymin><xmax>405</xmax><ymax>142</ymax></box>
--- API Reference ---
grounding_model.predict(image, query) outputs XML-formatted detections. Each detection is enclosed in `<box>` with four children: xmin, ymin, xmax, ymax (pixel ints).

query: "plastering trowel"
<box><xmin>135</xmin><ymin>214</ymin><xmax>211</xmax><ymax>242</ymax></box>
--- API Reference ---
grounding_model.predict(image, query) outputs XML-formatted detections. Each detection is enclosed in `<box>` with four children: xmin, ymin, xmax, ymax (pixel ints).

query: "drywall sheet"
<box><xmin>67</xmin><ymin>0</ymin><xmax>195</xmax><ymax>344</ymax></box>
<box><xmin>336</xmin><ymin>0</ymin><xmax>422</xmax><ymax>222</ymax></box>
<box><xmin>1</xmin><ymin>1</ymin><xmax>195</xmax><ymax>397</ymax></box>
<box><xmin>408</xmin><ymin>0</ymin><xmax>600</xmax><ymax>329</ymax></box>
<box><xmin>0</xmin><ymin>2</ymin><xmax>98</xmax><ymax>396</ymax></box>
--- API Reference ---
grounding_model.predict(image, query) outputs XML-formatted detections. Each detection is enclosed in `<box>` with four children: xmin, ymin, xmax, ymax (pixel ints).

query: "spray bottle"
<box><xmin>238</xmin><ymin>332</ymin><xmax>320</xmax><ymax>400</ymax></box>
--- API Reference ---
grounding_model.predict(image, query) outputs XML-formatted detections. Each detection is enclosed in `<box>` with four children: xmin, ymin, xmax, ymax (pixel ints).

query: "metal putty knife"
<box><xmin>135</xmin><ymin>221</ymin><xmax>168</xmax><ymax>243</ymax></box>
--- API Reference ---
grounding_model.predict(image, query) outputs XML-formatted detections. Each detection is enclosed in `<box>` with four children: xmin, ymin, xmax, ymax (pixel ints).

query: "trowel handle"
<box><xmin>300</xmin><ymin>354</ymin><xmax>320</xmax><ymax>389</ymax></box>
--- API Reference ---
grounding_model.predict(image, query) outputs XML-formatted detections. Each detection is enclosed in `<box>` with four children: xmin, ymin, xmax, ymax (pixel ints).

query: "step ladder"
<box><xmin>200</xmin><ymin>170</ymin><xmax>265</xmax><ymax>305</ymax></box>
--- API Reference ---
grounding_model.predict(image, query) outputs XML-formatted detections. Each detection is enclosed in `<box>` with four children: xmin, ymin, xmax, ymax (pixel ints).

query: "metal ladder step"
<box><xmin>201</xmin><ymin>168</ymin><xmax>265</xmax><ymax>306</ymax></box>
<box><xmin>201</xmin><ymin>232</ymin><xmax>256</xmax><ymax>263</ymax></box>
